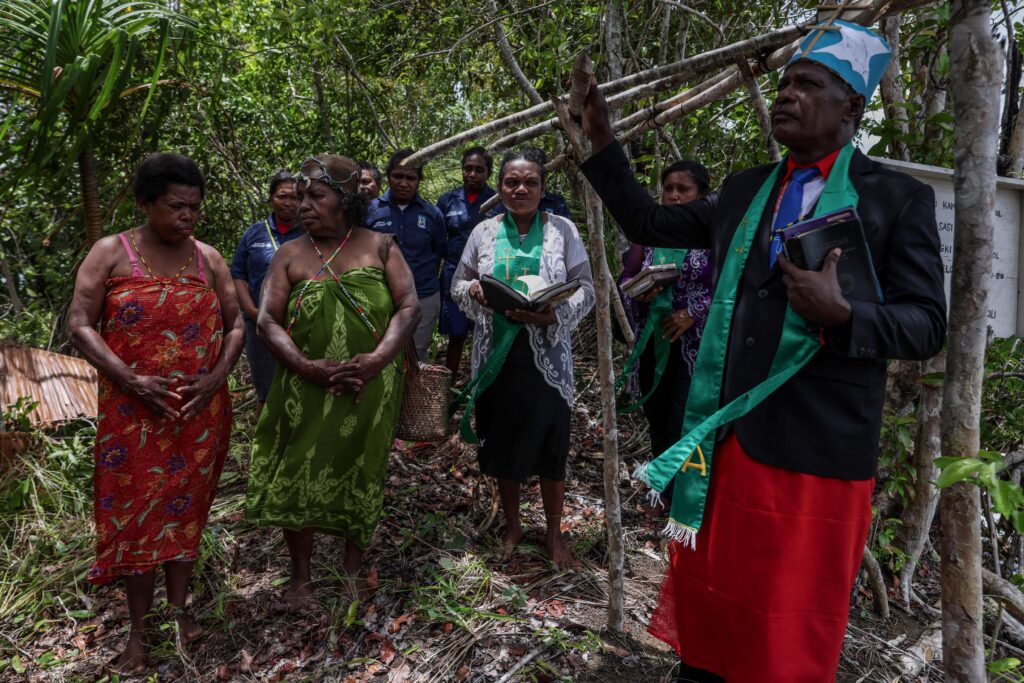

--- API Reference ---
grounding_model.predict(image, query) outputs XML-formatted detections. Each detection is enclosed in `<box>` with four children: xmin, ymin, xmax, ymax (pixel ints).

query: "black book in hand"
<box><xmin>479</xmin><ymin>274</ymin><xmax>581</xmax><ymax>313</ymax></box>
<box><xmin>781</xmin><ymin>207</ymin><xmax>883</xmax><ymax>304</ymax></box>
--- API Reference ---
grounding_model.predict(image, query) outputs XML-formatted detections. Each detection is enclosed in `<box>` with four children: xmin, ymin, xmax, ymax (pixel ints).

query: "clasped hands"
<box><xmin>127</xmin><ymin>371</ymin><xmax>224</xmax><ymax>422</ymax></box>
<box><xmin>468</xmin><ymin>280</ymin><xmax>557</xmax><ymax>326</ymax></box>
<box><xmin>303</xmin><ymin>353</ymin><xmax>385</xmax><ymax>398</ymax></box>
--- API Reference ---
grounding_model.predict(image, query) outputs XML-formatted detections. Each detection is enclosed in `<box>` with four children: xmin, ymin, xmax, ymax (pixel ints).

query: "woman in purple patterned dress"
<box><xmin>619</xmin><ymin>161</ymin><xmax>714</xmax><ymax>487</ymax></box>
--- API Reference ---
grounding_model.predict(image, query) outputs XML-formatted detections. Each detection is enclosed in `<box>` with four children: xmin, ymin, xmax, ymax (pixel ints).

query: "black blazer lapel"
<box><xmin>752</xmin><ymin>175</ymin><xmax>786</xmax><ymax>287</ymax></box>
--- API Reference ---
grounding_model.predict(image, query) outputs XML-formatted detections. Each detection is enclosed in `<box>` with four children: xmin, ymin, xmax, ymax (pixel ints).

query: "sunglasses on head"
<box><xmin>294</xmin><ymin>157</ymin><xmax>358</xmax><ymax>195</ymax></box>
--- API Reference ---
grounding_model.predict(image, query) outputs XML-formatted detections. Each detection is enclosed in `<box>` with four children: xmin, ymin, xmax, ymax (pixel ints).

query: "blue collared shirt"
<box><xmin>436</xmin><ymin>184</ymin><xmax>500</xmax><ymax>267</ymax></box>
<box><xmin>230</xmin><ymin>215</ymin><xmax>304</xmax><ymax>315</ymax></box>
<box><xmin>367</xmin><ymin>190</ymin><xmax>448</xmax><ymax>297</ymax></box>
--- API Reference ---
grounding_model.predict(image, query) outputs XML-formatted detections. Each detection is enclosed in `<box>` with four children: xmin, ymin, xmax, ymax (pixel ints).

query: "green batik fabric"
<box><xmin>244</xmin><ymin>267</ymin><xmax>402</xmax><ymax>548</ymax></box>
<box><xmin>635</xmin><ymin>142</ymin><xmax>860</xmax><ymax>547</ymax></box>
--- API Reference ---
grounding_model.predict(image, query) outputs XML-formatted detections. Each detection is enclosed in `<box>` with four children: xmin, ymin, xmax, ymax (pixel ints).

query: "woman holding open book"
<box><xmin>617</xmin><ymin>161</ymin><xmax>714</xmax><ymax>496</ymax></box>
<box><xmin>451</xmin><ymin>148</ymin><xmax>595</xmax><ymax>568</ymax></box>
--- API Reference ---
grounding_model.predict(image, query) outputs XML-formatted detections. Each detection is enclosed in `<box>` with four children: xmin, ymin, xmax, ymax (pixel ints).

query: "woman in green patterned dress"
<box><xmin>245</xmin><ymin>155</ymin><xmax>419</xmax><ymax>607</ymax></box>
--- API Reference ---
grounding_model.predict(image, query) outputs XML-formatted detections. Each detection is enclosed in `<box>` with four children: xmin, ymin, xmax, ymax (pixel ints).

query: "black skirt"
<box><xmin>475</xmin><ymin>333</ymin><xmax>570</xmax><ymax>482</ymax></box>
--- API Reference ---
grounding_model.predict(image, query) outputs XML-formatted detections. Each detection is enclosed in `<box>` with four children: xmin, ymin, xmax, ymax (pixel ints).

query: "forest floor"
<box><xmin>0</xmin><ymin>337</ymin><xmax>943</xmax><ymax>682</ymax></box>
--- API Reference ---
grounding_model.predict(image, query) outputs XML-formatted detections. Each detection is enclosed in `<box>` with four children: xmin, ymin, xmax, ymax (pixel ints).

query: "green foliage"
<box><xmin>0</xmin><ymin>0</ymin><xmax>195</xmax><ymax>180</ymax></box>
<box><xmin>990</xmin><ymin>657</ymin><xmax>1024</xmax><ymax>681</ymax></box>
<box><xmin>936</xmin><ymin>450</ymin><xmax>1024</xmax><ymax>532</ymax></box>
<box><xmin>0</xmin><ymin>420</ymin><xmax>95</xmax><ymax>662</ymax></box>
<box><xmin>982</xmin><ymin>338</ymin><xmax>1024</xmax><ymax>453</ymax></box>
<box><xmin>878</xmin><ymin>413</ymin><xmax>917</xmax><ymax>507</ymax></box>
<box><xmin>3</xmin><ymin>396</ymin><xmax>39</xmax><ymax>432</ymax></box>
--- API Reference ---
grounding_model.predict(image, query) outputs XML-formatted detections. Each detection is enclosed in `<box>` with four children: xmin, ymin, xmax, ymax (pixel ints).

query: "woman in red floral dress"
<box><xmin>68</xmin><ymin>153</ymin><xmax>243</xmax><ymax>674</ymax></box>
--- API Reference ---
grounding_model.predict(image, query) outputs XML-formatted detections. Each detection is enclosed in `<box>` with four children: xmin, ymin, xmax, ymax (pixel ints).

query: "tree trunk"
<box><xmin>586</xmin><ymin>179</ymin><xmax>625</xmax><ymax>632</ymax></box>
<box><xmin>78</xmin><ymin>144</ymin><xmax>103</xmax><ymax>245</ymax></box>
<box><xmin>486</xmin><ymin>0</ymin><xmax>543</xmax><ymax>106</ymax></box>
<box><xmin>1005</xmin><ymin>91</ymin><xmax>1024</xmax><ymax>178</ymax></box>
<box><xmin>553</xmin><ymin>72</ymin><xmax>625</xmax><ymax>630</ymax></box>
<box><xmin>879</xmin><ymin>15</ymin><xmax>911</xmax><ymax>162</ymax></box>
<box><xmin>898</xmin><ymin>351</ymin><xmax>945</xmax><ymax>605</ymax></box>
<box><xmin>941</xmin><ymin>1</ymin><xmax>1001</xmax><ymax>679</ymax></box>
<box><xmin>311</xmin><ymin>57</ymin><xmax>333</xmax><ymax>150</ymax></box>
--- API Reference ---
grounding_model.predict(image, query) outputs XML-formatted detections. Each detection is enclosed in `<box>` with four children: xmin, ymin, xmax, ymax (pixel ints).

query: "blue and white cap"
<box><xmin>788</xmin><ymin>20</ymin><xmax>891</xmax><ymax>100</ymax></box>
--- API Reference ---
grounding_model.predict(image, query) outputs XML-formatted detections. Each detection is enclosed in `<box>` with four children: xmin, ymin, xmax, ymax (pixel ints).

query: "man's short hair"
<box><xmin>268</xmin><ymin>169</ymin><xmax>295</xmax><ymax>199</ymax></box>
<box><xmin>385</xmin><ymin>149</ymin><xmax>422</xmax><ymax>179</ymax></box>
<box><xmin>357</xmin><ymin>160</ymin><xmax>383</xmax><ymax>186</ymax></box>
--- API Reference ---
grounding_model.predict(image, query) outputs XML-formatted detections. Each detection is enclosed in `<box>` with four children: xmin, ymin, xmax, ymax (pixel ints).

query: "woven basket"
<box><xmin>395</xmin><ymin>362</ymin><xmax>452</xmax><ymax>442</ymax></box>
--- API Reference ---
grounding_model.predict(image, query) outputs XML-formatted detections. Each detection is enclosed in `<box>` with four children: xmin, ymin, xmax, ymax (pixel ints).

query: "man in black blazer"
<box><xmin>580</xmin><ymin>23</ymin><xmax>945</xmax><ymax>683</ymax></box>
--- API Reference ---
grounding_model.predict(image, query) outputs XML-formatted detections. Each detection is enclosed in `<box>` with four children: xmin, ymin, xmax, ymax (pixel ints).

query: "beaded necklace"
<box><xmin>130</xmin><ymin>226</ymin><xmax>196</xmax><ymax>281</ymax></box>
<box><xmin>286</xmin><ymin>230</ymin><xmax>352</xmax><ymax>334</ymax></box>
<box><xmin>319</xmin><ymin>254</ymin><xmax>382</xmax><ymax>342</ymax></box>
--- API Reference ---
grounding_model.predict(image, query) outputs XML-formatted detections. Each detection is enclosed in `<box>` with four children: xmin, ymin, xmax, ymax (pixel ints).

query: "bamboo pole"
<box><xmin>403</xmin><ymin>25</ymin><xmax>805</xmax><ymax>167</ymax></box>
<box><xmin>405</xmin><ymin>0</ymin><xmax>937</xmax><ymax>169</ymax></box>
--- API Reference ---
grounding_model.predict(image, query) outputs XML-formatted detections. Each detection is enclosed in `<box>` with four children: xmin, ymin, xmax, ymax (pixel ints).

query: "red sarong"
<box><xmin>89</xmin><ymin>275</ymin><xmax>231</xmax><ymax>584</ymax></box>
<box><xmin>648</xmin><ymin>433</ymin><xmax>872</xmax><ymax>682</ymax></box>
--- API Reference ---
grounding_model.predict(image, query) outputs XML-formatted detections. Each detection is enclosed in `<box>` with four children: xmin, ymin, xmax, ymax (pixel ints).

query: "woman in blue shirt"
<box><xmin>436</xmin><ymin>146</ymin><xmax>499</xmax><ymax>376</ymax></box>
<box><xmin>231</xmin><ymin>170</ymin><xmax>302</xmax><ymax>414</ymax></box>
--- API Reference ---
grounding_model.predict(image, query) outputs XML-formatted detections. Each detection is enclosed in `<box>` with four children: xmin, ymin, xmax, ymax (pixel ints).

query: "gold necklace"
<box><xmin>130</xmin><ymin>227</ymin><xmax>196</xmax><ymax>280</ymax></box>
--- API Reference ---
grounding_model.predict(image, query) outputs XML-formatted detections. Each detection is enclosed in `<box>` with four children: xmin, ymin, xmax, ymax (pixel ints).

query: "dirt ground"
<box><xmin>5</xmin><ymin>346</ymin><xmax>944</xmax><ymax>682</ymax></box>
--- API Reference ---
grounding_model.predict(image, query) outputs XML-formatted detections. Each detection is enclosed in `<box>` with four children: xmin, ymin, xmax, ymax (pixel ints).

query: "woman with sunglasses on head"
<box><xmin>245</xmin><ymin>155</ymin><xmax>419</xmax><ymax>607</ymax></box>
<box><xmin>230</xmin><ymin>170</ymin><xmax>302</xmax><ymax>416</ymax></box>
<box><xmin>67</xmin><ymin>153</ymin><xmax>243</xmax><ymax>674</ymax></box>
<box><xmin>451</xmin><ymin>148</ymin><xmax>594</xmax><ymax>569</ymax></box>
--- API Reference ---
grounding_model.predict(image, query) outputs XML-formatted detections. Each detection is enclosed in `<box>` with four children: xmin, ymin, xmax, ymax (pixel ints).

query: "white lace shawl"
<box><xmin>451</xmin><ymin>213</ymin><xmax>595</xmax><ymax>405</ymax></box>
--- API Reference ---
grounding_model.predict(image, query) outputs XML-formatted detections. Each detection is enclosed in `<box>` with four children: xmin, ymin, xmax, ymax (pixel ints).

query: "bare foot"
<box><xmin>283</xmin><ymin>577</ymin><xmax>315</xmax><ymax>611</ymax></box>
<box><xmin>174</xmin><ymin>610</ymin><xmax>202</xmax><ymax>643</ymax></box>
<box><xmin>110</xmin><ymin>631</ymin><xmax>148</xmax><ymax>675</ymax></box>
<box><xmin>500</xmin><ymin>525</ymin><xmax>526</xmax><ymax>559</ymax></box>
<box><xmin>545</xmin><ymin>530</ymin><xmax>576</xmax><ymax>569</ymax></box>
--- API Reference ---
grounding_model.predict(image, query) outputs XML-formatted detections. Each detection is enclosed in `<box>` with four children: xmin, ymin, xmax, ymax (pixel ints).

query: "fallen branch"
<box><xmin>861</xmin><ymin>545</ymin><xmax>891</xmax><ymax>619</ymax></box>
<box><xmin>495</xmin><ymin>645</ymin><xmax>546</xmax><ymax>683</ymax></box>
<box><xmin>403</xmin><ymin>23</ymin><xmax>807</xmax><ymax>166</ymax></box>
<box><xmin>410</xmin><ymin>0</ymin><xmax>940</xmax><ymax>167</ymax></box>
<box><xmin>984</xmin><ymin>567</ymin><xmax>1024</xmax><ymax>623</ymax></box>
<box><xmin>618</xmin><ymin>68</ymin><xmax>746</xmax><ymax>144</ymax></box>
<box><xmin>896</xmin><ymin>623</ymin><xmax>942</xmax><ymax>677</ymax></box>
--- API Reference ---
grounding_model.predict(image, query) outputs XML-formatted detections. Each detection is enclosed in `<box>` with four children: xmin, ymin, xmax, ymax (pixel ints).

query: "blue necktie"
<box><xmin>770</xmin><ymin>166</ymin><xmax>820</xmax><ymax>267</ymax></box>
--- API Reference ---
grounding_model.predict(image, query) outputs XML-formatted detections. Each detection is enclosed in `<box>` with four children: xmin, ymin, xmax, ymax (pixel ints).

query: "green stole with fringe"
<box><xmin>614</xmin><ymin>248</ymin><xmax>688</xmax><ymax>412</ymax></box>
<box><xmin>637</xmin><ymin>142</ymin><xmax>859</xmax><ymax>547</ymax></box>
<box><xmin>454</xmin><ymin>212</ymin><xmax>544</xmax><ymax>444</ymax></box>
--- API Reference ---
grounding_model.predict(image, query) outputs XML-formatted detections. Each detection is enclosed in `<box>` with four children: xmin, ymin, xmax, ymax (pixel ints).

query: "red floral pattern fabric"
<box><xmin>89</xmin><ymin>275</ymin><xmax>231</xmax><ymax>584</ymax></box>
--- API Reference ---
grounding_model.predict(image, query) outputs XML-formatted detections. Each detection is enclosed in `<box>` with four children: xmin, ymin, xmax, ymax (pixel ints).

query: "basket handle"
<box><xmin>404</xmin><ymin>342</ymin><xmax>421</xmax><ymax>377</ymax></box>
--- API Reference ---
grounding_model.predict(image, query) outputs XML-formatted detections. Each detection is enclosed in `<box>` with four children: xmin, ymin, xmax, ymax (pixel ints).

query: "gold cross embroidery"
<box><xmin>495</xmin><ymin>248</ymin><xmax>516</xmax><ymax>279</ymax></box>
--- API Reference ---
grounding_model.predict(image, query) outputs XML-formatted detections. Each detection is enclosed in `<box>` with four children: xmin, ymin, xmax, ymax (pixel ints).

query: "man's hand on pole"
<box><xmin>579</xmin><ymin>77</ymin><xmax>616</xmax><ymax>153</ymax></box>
